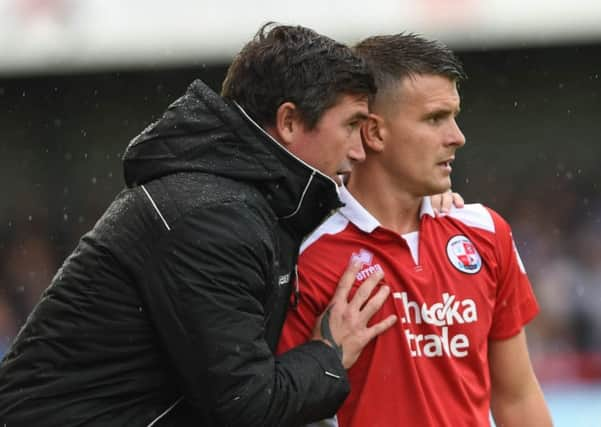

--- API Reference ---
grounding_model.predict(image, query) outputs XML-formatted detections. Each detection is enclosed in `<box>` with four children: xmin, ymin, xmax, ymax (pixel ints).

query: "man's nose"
<box><xmin>349</xmin><ymin>136</ymin><xmax>366</xmax><ymax>162</ymax></box>
<box><xmin>447</xmin><ymin>119</ymin><xmax>466</xmax><ymax>148</ymax></box>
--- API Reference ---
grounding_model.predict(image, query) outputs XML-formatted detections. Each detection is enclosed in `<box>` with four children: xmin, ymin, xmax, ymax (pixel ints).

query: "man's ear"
<box><xmin>269</xmin><ymin>102</ymin><xmax>301</xmax><ymax>147</ymax></box>
<box><xmin>361</xmin><ymin>113</ymin><xmax>385</xmax><ymax>153</ymax></box>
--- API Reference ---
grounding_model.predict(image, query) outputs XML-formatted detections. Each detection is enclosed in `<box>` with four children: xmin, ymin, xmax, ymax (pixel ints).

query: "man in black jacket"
<box><xmin>0</xmin><ymin>24</ymin><xmax>398</xmax><ymax>426</ymax></box>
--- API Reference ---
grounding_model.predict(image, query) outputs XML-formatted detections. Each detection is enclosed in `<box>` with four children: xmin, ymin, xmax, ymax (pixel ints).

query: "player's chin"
<box><xmin>428</xmin><ymin>180</ymin><xmax>452</xmax><ymax>195</ymax></box>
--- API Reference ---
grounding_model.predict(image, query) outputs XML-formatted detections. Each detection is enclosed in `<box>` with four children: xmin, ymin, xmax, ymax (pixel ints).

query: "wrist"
<box><xmin>320</xmin><ymin>308</ymin><xmax>343</xmax><ymax>362</ymax></box>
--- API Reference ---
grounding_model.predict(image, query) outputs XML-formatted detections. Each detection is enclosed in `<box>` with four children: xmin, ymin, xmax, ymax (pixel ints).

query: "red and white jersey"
<box><xmin>277</xmin><ymin>186</ymin><xmax>539</xmax><ymax>427</ymax></box>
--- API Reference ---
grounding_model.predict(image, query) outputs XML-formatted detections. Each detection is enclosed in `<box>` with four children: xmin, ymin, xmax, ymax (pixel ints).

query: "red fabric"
<box><xmin>278</xmin><ymin>203</ymin><xmax>539</xmax><ymax>427</ymax></box>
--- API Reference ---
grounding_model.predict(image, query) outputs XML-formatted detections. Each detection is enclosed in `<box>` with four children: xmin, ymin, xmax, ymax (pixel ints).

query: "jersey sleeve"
<box><xmin>487</xmin><ymin>208</ymin><xmax>540</xmax><ymax>340</ymax></box>
<box><xmin>277</xmin><ymin>245</ymin><xmax>338</xmax><ymax>355</ymax></box>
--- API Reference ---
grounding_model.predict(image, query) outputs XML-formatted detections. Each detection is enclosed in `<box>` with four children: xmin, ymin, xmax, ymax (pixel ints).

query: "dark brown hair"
<box><xmin>222</xmin><ymin>23</ymin><xmax>376</xmax><ymax>129</ymax></box>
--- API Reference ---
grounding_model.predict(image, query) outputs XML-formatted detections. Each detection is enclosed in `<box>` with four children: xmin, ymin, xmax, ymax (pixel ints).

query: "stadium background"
<box><xmin>0</xmin><ymin>1</ymin><xmax>600</xmax><ymax>425</ymax></box>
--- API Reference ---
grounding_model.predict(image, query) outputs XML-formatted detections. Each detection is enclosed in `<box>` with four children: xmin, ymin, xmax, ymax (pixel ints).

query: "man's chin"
<box><xmin>425</xmin><ymin>183</ymin><xmax>452</xmax><ymax>196</ymax></box>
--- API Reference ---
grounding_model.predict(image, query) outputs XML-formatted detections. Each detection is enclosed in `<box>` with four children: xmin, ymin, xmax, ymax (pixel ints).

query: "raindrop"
<box><xmin>465</xmin><ymin>177</ymin><xmax>470</xmax><ymax>184</ymax></box>
<box><xmin>63</xmin><ymin>213</ymin><xmax>69</xmax><ymax>221</ymax></box>
<box><xmin>64</xmin><ymin>152</ymin><xmax>72</xmax><ymax>160</ymax></box>
<box><xmin>91</xmin><ymin>177</ymin><xmax>97</xmax><ymax>184</ymax></box>
<box><xmin>28</xmin><ymin>215</ymin><xmax>33</xmax><ymax>222</ymax></box>
<box><xmin>81</xmin><ymin>129</ymin><xmax>87</xmax><ymax>137</ymax></box>
<box><xmin>513</xmin><ymin>101</ymin><xmax>518</xmax><ymax>108</ymax></box>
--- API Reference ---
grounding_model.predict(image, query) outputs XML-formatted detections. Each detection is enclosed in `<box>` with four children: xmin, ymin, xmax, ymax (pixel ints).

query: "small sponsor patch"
<box><xmin>351</xmin><ymin>248</ymin><xmax>373</xmax><ymax>266</ymax></box>
<box><xmin>446</xmin><ymin>235</ymin><xmax>482</xmax><ymax>274</ymax></box>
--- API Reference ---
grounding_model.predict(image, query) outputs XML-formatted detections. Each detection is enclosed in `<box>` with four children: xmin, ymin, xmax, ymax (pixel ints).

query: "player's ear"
<box><xmin>361</xmin><ymin>113</ymin><xmax>385</xmax><ymax>153</ymax></box>
<box><xmin>270</xmin><ymin>102</ymin><xmax>303</xmax><ymax>148</ymax></box>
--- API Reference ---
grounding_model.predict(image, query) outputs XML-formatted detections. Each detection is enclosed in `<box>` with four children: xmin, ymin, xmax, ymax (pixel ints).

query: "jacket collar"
<box><xmin>123</xmin><ymin>79</ymin><xmax>342</xmax><ymax>240</ymax></box>
<box><xmin>234</xmin><ymin>102</ymin><xmax>343</xmax><ymax>238</ymax></box>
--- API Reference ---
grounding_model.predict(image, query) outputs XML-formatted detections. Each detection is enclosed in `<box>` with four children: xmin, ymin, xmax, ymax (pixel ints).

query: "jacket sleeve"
<box><xmin>141</xmin><ymin>200</ymin><xmax>349</xmax><ymax>426</ymax></box>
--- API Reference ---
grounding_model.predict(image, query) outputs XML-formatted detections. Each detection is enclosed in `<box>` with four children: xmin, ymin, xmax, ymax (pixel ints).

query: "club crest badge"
<box><xmin>446</xmin><ymin>235</ymin><xmax>482</xmax><ymax>274</ymax></box>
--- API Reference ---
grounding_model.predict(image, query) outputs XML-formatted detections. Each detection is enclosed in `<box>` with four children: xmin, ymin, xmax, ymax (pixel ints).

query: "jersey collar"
<box><xmin>338</xmin><ymin>184</ymin><xmax>435</xmax><ymax>233</ymax></box>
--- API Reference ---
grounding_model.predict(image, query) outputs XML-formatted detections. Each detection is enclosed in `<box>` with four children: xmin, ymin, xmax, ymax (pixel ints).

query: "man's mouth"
<box><xmin>438</xmin><ymin>158</ymin><xmax>454</xmax><ymax>172</ymax></box>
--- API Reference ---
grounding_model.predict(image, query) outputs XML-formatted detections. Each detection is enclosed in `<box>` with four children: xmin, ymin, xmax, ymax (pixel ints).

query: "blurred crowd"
<box><xmin>510</xmin><ymin>186</ymin><xmax>601</xmax><ymax>383</ymax></box>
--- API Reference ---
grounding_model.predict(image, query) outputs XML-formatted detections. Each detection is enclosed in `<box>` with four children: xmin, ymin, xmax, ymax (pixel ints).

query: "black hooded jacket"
<box><xmin>0</xmin><ymin>80</ymin><xmax>349</xmax><ymax>426</ymax></box>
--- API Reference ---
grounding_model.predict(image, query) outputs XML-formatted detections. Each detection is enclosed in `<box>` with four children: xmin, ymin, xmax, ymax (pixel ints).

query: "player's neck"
<box><xmin>347</xmin><ymin>170</ymin><xmax>422</xmax><ymax>235</ymax></box>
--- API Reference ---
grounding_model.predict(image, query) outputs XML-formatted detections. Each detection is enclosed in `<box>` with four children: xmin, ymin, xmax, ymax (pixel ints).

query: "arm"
<box><xmin>489</xmin><ymin>330</ymin><xmax>553</xmax><ymax>426</ymax></box>
<box><xmin>142</xmin><ymin>202</ymin><xmax>346</xmax><ymax>427</ymax></box>
<box><xmin>144</xmin><ymin>202</ymin><xmax>393</xmax><ymax>427</ymax></box>
<box><xmin>486</xmin><ymin>209</ymin><xmax>552</xmax><ymax>426</ymax></box>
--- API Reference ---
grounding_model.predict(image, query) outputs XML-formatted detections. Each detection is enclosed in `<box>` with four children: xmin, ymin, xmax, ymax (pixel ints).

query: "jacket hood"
<box><xmin>122</xmin><ymin>79</ymin><xmax>342</xmax><ymax>235</ymax></box>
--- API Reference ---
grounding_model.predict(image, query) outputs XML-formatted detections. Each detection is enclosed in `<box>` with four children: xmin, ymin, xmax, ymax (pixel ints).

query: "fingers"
<box><xmin>451</xmin><ymin>191</ymin><xmax>465</xmax><ymax>209</ymax></box>
<box><xmin>432</xmin><ymin>190</ymin><xmax>464</xmax><ymax>215</ymax></box>
<box><xmin>430</xmin><ymin>192</ymin><xmax>444</xmax><ymax>215</ymax></box>
<box><xmin>331</xmin><ymin>259</ymin><xmax>363</xmax><ymax>303</ymax></box>
<box><xmin>347</xmin><ymin>269</ymin><xmax>384</xmax><ymax>312</ymax></box>
<box><xmin>319</xmin><ymin>264</ymin><xmax>398</xmax><ymax>369</ymax></box>
<box><xmin>357</xmin><ymin>282</ymin><xmax>390</xmax><ymax>321</ymax></box>
<box><xmin>365</xmin><ymin>314</ymin><xmax>398</xmax><ymax>340</ymax></box>
<box><xmin>438</xmin><ymin>191</ymin><xmax>454</xmax><ymax>214</ymax></box>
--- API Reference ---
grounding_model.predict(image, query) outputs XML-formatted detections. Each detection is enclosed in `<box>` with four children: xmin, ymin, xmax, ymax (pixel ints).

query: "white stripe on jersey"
<box><xmin>447</xmin><ymin>203</ymin><xmax>495</xmax><ymax>233</ymax></box>
<box><xmin>300</xmin><ymin>212</ymin><xmax>349</xmax><ymax>254</ymax></box>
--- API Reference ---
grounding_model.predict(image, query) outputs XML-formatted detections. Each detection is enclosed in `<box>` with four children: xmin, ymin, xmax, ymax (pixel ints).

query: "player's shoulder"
<box><xmin>300</xmin><ymin>211</ymin><xmax>350</xmax><ymax>254</ymax></box>
<box><xmin>446</xmin><ymin>203</ymin><xmax>509</xmax><ymax>234</ymax></box>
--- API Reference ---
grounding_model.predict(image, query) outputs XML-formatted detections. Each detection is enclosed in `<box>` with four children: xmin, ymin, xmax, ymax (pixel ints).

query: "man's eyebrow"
<box><xmin>429</xmin><ymin>105</ymin><xmax>461</xmax><ymax>116</ymax></box>
<box><xmin>349</xmin><ymin>111</ymin><xmax>369</xmax><ymax>121</ymax></box>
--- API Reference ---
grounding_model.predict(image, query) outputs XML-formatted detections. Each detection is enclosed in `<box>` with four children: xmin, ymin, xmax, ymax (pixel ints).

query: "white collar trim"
<box><xmin>338</xmin><ymin>184</ymin><xmax>435</xmax><ymax>233</ymax></box>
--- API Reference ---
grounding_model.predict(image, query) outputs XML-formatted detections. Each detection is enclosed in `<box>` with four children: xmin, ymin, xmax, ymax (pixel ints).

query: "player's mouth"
<box><xmin>438</xmin><ymin>158</ymin><xmax>454</xmax><ymax>172</ymax></box>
